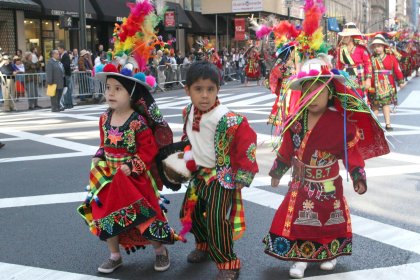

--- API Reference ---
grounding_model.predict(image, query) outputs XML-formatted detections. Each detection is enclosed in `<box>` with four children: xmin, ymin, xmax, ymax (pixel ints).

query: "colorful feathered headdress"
<box><xmin>112</xmin><ymin>0</ymin><xmax>164</xmax><ymax>72</ymax></box>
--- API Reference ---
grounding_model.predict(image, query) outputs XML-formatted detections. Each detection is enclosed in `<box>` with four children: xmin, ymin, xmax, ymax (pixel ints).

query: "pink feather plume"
<box><xmin>256</xmin><ymin>25</ymin><xmax>273</xmax><ymax>39</ymax></box>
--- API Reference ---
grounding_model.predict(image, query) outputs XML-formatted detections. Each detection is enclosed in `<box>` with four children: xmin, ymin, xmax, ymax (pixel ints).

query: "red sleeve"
<box><xmin>392</xmin><ymin>55</ymin><xmax>404</xmax><ymax>84</ymax></box>
<box><xmin>93</xmin><ymin>113</ymin><xmax>106</xmax><ymax>159</ymax></box>
<box><xmin>230</xmin><ymin>118</ymin><xmax>259</xmax><ymax>187</ymax></box>
<box><xmin>269</xmin><ymin>130</ymin><xmax>294</xmax><ymax>179</ymax></box>
<box><xmin>336</xmin><ymin>47</ymin><xmax>343</xmax><ymax>70</ymax></box>
<box><xmin>343</xmin><ymin>124</ymin><xmax>366</xmax><ymax>188</ymax></box>
<box><xmin>126</xmin><ymin>120</ymin><xmax>159</xmax><ymax>177</ymax></box>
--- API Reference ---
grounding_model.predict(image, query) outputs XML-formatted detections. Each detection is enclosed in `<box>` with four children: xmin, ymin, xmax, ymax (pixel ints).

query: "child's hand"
<box><xmin>120</xmin><ymin>164</ymin><xmax>132</xmax><ymax>176</ymax></box>
<box><xmin>235</xmin><ymin>182</ymin><xmax>245</xmax><ymax>190</ymax></box>
<box><xmin>271</xmin><ymin>177</ymin><xmax>280</xmax><ymax>187</ymax></box>
<box><xmin>354</xmin><ymin>181</ymin><xmax>367</xmax><ymax>195</ymax></box>
<box><xmin>92</xmin><ymin>157</ymin><xmax>101</xmax><ymax>166</ymax></box>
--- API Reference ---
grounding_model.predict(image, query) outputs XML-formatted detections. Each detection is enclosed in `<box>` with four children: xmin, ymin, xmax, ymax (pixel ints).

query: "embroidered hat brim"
<box><xmin>95</xmin><ymin>71</ymin><xmax>152</xmax><ymax>91</ymax></box>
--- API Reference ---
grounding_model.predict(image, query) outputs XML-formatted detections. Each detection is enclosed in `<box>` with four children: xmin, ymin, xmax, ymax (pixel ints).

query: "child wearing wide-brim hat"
<box><xmin>264</xmin><ymin>56</ymin><xmax>390</xmax><ymax>279</ymax></box>
<box><xmin>368</xmin><ymin>34</ymin><xmax>405</xmax><ymax>131</ymax></box>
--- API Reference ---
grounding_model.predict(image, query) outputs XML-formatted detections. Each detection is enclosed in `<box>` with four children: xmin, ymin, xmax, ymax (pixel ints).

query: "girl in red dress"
<box><xmin>264</xmin><ymin>57</ymin><xmax>390</xmax><ymax>279</ymax></box>
<box><xmin>369</xmin><ymin>34</ymin><xmax>405</xmax><ymax>131</ymax></box>
<box><xmin>78</xmin><ymin>64</ymin><xmax>179</xmax><ymax>274</ymax></box>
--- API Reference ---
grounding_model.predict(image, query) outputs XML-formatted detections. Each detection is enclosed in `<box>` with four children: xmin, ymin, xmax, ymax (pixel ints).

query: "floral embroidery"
<box><xmin>246</xmin><ymin>143</ymin><xmax>257</xmax><ymax>163</ymax></box>
<box><xmin>129</xmin><ymin>120</ymin><xmax>141</xmax><ymax>131</ymax></box>
<box><xmin>108</xmin><ymin>127</ymin><xmax>123</xmax><ymax>145</ymax></box>
<box><xmin>148</xmin><ymin>102</ymin><xmax>164</xmax><ymax>123</ymax></box>
<box><xmin>264</xmin><ymin>234</ymin><xmax>352</xmax><ymax>261</ymax></box>
<box><xmin>218</xmin><ymin>166</ymin><xmax>234</xmax><ymax>186</ymax></box>
<box><xmin>235</xmin><ymin>169</ymin><xmax>254</xmax><ymax>187</ymax></box>
<box><xmin>300</xmin><ymin>241</ymin><xmax>316</xmax><ymax>258</ymax></box>
<box><xmin>273</xmin><ymin>237</ymin><xmax>291</xmax><ymax>256</ymax></box>
<box><xmin>269</xmin><ymin>158</ymin><xmax>290</xmax><ymax>179</ymax></box>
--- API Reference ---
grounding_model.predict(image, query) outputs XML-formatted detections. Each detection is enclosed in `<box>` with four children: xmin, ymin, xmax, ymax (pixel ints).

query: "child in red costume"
<box><xmin>264</xmin><ymin>57</ymin><xmax>389</xmax><ymax>279</ymax></box>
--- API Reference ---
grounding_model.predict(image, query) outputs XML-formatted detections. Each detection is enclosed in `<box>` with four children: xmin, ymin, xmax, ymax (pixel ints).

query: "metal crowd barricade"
<box><xmin>0</xmin><ymin>73</ymin><xmax>48</xmax><ymax>106</ymax></box>
<box><xmin>224</xmin><ymin>61</ymin><xmax>238</xmax><ymax>82</ymax></box>
<box><xmin>153</xmin><ymin>64</ymin><xmax>186</xmax><ymax>92</ymax></box>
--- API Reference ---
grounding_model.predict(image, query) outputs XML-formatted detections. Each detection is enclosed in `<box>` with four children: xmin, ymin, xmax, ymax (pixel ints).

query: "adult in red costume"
<box><xmin>369</xmin><ymin>34</ymin><xmax>405</xmax><ymax>131</ymax></box>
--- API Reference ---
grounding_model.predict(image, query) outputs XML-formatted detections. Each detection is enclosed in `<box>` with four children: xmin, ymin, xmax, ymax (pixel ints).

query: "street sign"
<box><xmin>59</xmin><ymin>15</ymin><xmax>72</xmax><ymax>29</ymax></box>
<box><xmin>285</xmin><ymin>0</ymin><xmax>293</xmax><ymax>7</ymax></box>
<box><xmin>164</xmin><ymin>10</ymin><xmax>176</xmax><ymax>31</ymax></box>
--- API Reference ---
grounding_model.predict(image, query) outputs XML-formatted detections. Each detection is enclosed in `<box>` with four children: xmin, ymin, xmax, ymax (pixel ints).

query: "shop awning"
<box><xmin>89</xmin><ymin>0</ymin><xmax>130</xmax><ymax>22</ymax></box>
<box><xmin>186</xmin><ymin>11</ymin><xmax>226</xmax><ymax>34</ymax></box>
<box><xmin>33</xmin><ymin>0</ymin><xmax>97</xmax><ymax>19</ymax></box>
<box><xmin>0</xmin><ymin>0</ymin><xmax>41</xmax><ymax>12</ymax></box>
<box><xmin>166</xmin><ymin>2</ymin><xmax>192</xmax><ymax>29</ymax></box>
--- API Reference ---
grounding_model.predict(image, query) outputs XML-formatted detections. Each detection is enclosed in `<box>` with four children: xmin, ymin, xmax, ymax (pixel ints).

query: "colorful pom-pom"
<box><xmin>103</xmin><ymin>64</ymin><xmax>118</xmax><ymax>73</ymax></box>
<box><xmin>94</xmin><ymin>64</ymin><xmax>105</xmax><ymax>74</ymax></box>
<box><xmin>145</xmin><ymin>75</ymin><xmax>156</xmax><ymax>88</ymax></box>
<box><xmin>120</xmin><ymin>68</ymin><xmax>133</xmax><ymax>77</ymax></box>
<box><xmin>133</xmin><ymin>72</ymin><xmax>146</xmax><ymax>82</ymax></box>
<box><xmin>186</xmin><ymin>160</ymin><xmax>197</xmax><ymax>172</ymax></box>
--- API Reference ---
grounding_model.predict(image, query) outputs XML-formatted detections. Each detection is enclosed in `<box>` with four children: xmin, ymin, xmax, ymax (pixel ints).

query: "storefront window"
<box><xmin>193</xmin><ymin>0</ymin><xmax>201</xmax><ymax>12</ymax></box>
<box><xmin>42</xmin><ymin>20</ymin><xmax>54</xmax><ymax>60</ymax></box>
<box><xmin>184</xmin><ymin>0</ymin><xmax>192</xmax><ymax>11</ymax></box>
<box><xmin>54</xmin><ymin>21</ymin><xmax>69</xmax><ymax>50</ymax></box>
<box><xmin>24</xmin><ymin>19</ymin><xmax>41</xmax><ymax>52</ymax></box>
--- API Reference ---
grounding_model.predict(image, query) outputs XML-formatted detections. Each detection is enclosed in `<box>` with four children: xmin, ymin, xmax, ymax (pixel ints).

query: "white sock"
<box><xmin>110</xmin><ymin>252</ymin><xmax>121</xmax><ymax>260</ymax></box>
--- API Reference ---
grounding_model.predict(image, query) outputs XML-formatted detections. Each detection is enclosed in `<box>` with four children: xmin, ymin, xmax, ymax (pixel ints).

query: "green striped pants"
<box><xmin>180</xmin><ymin>178</ymin><xmax>241</xmax><ymax>270</ymax></box>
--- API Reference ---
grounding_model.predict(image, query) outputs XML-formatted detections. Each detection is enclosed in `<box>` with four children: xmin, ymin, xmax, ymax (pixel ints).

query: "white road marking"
<box><xmin>399</xmin><ymin>90</ymin><xmax>420</xmax><ymax>108</ymax></box>
<box><xmin>304</xmin><ymin>262</ymin><xmax>420</xmax><ymax>280</ymax></box>
<box><xmin>0</xmin><ymin>262</ymin><xmax>116</xmax><ymax>280</ymax></box>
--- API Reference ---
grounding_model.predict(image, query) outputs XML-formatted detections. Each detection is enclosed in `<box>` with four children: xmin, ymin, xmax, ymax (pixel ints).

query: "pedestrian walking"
<box><xmin>244</xmin><ymin>46</ymin><xmax>261</xmax><ymax>86</ymax></box>
<box><xmin>179</xmin><ymin>61</ymin><xmax>259</xmax><ymax>280</ymax></box>
<box><xmin>369</xmin><ymin>34</ymin><xmax>405</xmax><ymax>131</ymax></box>
<box><xmin>45</xmin><ymin>50</ymin><xmax>64</xmax><ymax>112</ymax></box>
<box><xmin>264</xmin><ymin>57</ymin><xmax>390</xmax><ymax>279</ymax></box>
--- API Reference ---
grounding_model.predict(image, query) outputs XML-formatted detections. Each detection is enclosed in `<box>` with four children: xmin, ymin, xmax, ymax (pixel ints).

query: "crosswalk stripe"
<box><xmin>0</xmin><ymin>262</ymin><xmax>116</xmax><ymax>280</ymax></box>
<box><xmin>304</xmin><ymin>262</ymin><xmax>420</xmax><ymax>280</ymax></box>
<box><xmin>1</xmin><ymin>177</ymin><xmax>420</xmax><ymax>257</ymax></box>
<box><xmin>227</xmin><ymin>94</ymin><xmax>275</xmax><ymax>106</ymax></box>
<box><xmin>399</xmin><ymin>90</ymin><xmax>420</xmax><ymax>108</ymax></box>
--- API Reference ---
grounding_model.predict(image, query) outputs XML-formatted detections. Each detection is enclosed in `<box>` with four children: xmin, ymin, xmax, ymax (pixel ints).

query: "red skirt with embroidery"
<box><xmin>263</xmin><ymin>177</ymin><xmax>353</xmax><ymax>262</ymax></box>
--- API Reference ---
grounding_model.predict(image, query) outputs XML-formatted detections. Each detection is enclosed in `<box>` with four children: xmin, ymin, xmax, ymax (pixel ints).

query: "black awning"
<box><xmin>166</xmin><ymin>2</ymin><xmax>192</xmax><ymax>29</ymax></box>
<box><xmin>0</xmin><ymin>0</ymin><xmax>41</xmax><ymax>12</ymax></box>
<box><xmin>89</xmin><ymin>0</ymin><xmax>131</xmax><ymax>22</ymax></box>
<box><xmin>186</xmin><ymin>11</ymin><xmax>226</xmax><ymax>35</ymax></box>
<box><xmin>33</xmin><ymin>0</ymin><xmax>97</xmax><ymax>19</ymax></box>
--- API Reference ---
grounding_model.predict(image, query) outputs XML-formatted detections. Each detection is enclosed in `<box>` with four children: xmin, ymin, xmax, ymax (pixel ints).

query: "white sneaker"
<box><xmin>320</xmin><ymin>258</ymin><xmax>337</xmax><ymax>271</ymax></box>
<box><xmin>289</xmin><ymin>262</ymin><xmax>308</xmax><ymax>279</ymax></box>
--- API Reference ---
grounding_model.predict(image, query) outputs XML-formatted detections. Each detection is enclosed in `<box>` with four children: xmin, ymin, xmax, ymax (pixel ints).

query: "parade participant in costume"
<box><xmin>267</xmin><ymin>41</ymin><xmax>300</xmax><ymax>125</ymax></box>
<box><xmin>179</xmin><ymin>61</ymin><xmax>258</xmax><ymax>280</ymax></box>
<box><xmin>369</xmin><ymin>34</ymin><xmax>405</xmax><ymax>131</ymax></box>
<box><xmin>336</xmin><ymin>22</ymin><xmax>373</xmax><ymax>99</ymax></box>
<box><xmin>244</xmin><ymin>46</ymin><xmax>261</xmax><ymax>85</ymax></box>
<box><xmin>264</xmin><ymin>56</ymin><xmax>390</xmax><ymax>279</ymax></box>
<box><xmin>77</xmin><ymin>1</ymin><xmax>181</xmax><ymax>274</ymax></box>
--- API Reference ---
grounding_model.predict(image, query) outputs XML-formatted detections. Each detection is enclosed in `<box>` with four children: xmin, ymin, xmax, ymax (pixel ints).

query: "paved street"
<box><xmin>0</xmin><ymin>79</ymin><xmax>420</xmax><ymax>280</ymax></box>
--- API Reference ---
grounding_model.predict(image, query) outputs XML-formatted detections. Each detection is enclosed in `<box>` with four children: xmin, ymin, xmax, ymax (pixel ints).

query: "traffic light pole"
<box><xmin>79</xmin><ymin>0</ymin><xmax>87</xmax><ymax>50</ymax></box>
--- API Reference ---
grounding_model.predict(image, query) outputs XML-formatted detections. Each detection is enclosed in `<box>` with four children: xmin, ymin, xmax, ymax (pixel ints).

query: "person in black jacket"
<box><xmin>58</xmin><ymin>45</ymin><xmax>73</xmax><ymax>109</ymax></box>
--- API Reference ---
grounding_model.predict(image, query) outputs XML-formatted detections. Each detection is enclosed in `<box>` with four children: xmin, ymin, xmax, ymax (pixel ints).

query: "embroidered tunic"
<box><xmin>369</xmin><ymin>53</ymin><xmax>404</xmax><ymax>106</ymax></box>
<box><xmin>78</xmin><ymin>110</ymin><xmax>176</xmax><ymax>251</ymax></box>
<box><xmin>264</xmin><ymin>109</ymin><xmax>366</xmax><ymax>262</ymax></box>
<box><xmin>336</xmin><ymin>45</ymin><xmax>373</xmax><ymax>97</ymax></box>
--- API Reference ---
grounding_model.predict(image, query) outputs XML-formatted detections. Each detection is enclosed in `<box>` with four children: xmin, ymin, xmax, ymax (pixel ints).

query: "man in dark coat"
<box><xmin>58</xmin><ymin>45</ymin><xmax>73</xmax><ymax>109</ymax></box>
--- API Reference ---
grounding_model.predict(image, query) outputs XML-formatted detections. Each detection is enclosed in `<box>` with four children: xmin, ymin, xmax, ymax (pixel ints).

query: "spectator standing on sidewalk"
<box><xmin>0</xmin><ymin>54</ymin><xmax>16</xmax><ymax>112</ymax></box>
<box><xmin>46</xmin><ymin>50</ymin><xmax>64</xmax><ymax>112</ymax></box>
<box><xmin>23</xmin><ymin>51</ymin><xmax>41</xmax><ymax>110</ymax></box>
<box><xmin>58</xmin><ymin>45</ymin><xmax>74</xmax><ymax>109</ymax></box>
